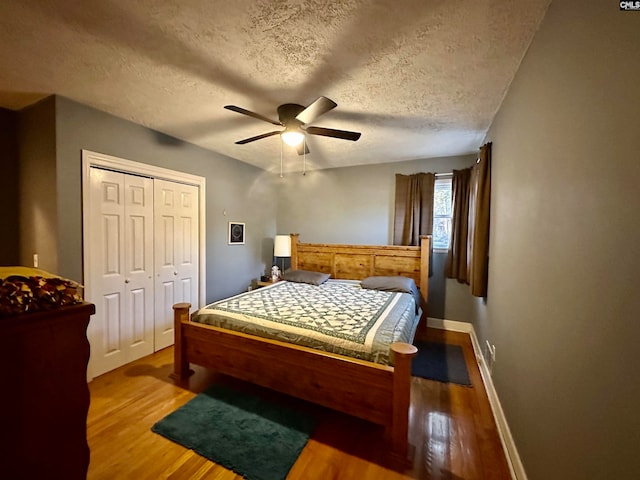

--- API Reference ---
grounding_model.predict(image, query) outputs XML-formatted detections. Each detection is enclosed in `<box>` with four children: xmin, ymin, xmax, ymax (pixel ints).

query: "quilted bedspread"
<box><xmin>192</xmin><ymin>280</ymin><xmax>419</xmax><ymax>365</ymax></box>
<box><xmin>0</xmin><ymin>267</ymin><xmax>83</xmax><ymax>317</ymax></box>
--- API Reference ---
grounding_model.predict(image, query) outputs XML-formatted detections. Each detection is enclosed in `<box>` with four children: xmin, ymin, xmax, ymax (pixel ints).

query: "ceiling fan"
<box><xmin>224</xmin><ymin>96</ymin><xmax>361</xmax><ymax>155</ymax></box>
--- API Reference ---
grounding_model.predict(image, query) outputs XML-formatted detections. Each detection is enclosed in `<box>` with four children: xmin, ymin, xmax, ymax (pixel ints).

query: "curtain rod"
<box><xmin>435</xmin><ymin>172</ymin><xmax>452</xmax><ymax>177</ymax></box>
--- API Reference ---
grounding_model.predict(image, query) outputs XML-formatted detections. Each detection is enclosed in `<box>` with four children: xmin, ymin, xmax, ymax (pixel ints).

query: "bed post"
<box><xmin>419</xmin><ymin>235</ymin><xmax>431</xmax><ymax>321</ymax></box>
<box><xmin>390</xmin><ymin>341</ymin><xmax>418</xmax><ymax>462</ymax></box>
<box><xmin>170</xmin><ymin>303</ymin><xmax>192</xmax><ymax>381</ymax></box>
<box><xmin>290</xmin><ymin>233</ymin><xmax>300</xmax><ymax>270</ymax></box>
<box><xmin>419</xmin><ymin>235</ymin><xmax>431</xmax><ymax>302</ymax></box>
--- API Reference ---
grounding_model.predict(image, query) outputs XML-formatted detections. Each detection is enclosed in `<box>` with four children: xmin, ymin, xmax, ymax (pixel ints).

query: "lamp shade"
<box><xmin>274</xmin><ymin>235</ymin><xmax>291</xmax><ymax>257</ymax></box>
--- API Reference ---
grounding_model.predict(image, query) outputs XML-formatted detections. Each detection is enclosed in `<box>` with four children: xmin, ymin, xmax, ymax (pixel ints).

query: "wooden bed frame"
<box><xmin>172</xmin><ymin>234</ymin><xmax>430</xmax><ymax>461</ymax></box>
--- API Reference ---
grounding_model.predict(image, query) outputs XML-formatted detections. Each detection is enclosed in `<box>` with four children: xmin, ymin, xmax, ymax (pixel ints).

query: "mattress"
<box><xmin>191</xmin><ymin>279</ymin><xmax>420</xmax><ymax>365</ymax></box>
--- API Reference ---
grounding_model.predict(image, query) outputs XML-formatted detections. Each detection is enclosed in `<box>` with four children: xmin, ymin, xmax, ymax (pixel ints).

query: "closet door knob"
<box><xmin>173</xmin><ymin>271</ymin><xmax>178</xmax><ymax>276</ymax></box>
<box><xmin>124</xmin><ymin>278</ymin><xmax>130</xmax><ymax>284</ymax></box>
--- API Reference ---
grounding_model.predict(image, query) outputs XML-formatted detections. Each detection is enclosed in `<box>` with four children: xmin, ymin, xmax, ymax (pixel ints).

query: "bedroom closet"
<box><xmin>82</xmin><ymin>151</ymin><xmax>204</xmax><ymax>379</ymax></box>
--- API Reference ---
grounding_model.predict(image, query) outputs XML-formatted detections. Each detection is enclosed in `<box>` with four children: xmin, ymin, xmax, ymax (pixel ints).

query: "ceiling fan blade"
<box><xmin>224</xmin><ymin>105</ymin><xmax>281</xmax><ymax>126</ymax></box>
<box><xmin>295</xmin><ymin>96</ymin><xmax>337</xmax><ymax>125</ymax></box>
<box><xmin>306</xmin><ymin>126</ymin><xmax>361</xmax><ymax>141</ymax></box>
<box><xmin>296</xmin><ymin>141</ymin><xmax>310</xmax><ymax>156</ymax></box>
<box><xmin>235</xmin><ymin>131</ymin><xmax>281</xmax><ymax>144</ymax></box>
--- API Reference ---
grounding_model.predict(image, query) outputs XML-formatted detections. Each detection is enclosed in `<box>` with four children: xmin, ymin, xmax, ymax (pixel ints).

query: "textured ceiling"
<box><xmin>0</xmin><ymin>0</ymin><xmax>550</xmax><ymax>173</ymax></box>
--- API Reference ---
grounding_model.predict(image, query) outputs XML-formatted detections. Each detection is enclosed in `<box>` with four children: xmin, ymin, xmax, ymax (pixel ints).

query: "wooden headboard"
<box><xmin>289</xmin><ymin>234</ymin><xmax>431</xmax><ymax>305</ymax></box>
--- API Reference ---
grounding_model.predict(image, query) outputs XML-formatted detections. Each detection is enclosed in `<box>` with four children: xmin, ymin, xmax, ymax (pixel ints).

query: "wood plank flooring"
<box><xmin>86</xmin><ymin>328</ymin><xmax>511</xmax><ymax>479</ymax></box>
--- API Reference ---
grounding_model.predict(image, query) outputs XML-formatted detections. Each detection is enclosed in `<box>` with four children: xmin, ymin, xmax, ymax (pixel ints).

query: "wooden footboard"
<box><xmin>171</xmin><ymin>303</ymin><xmax>417</xmax><ymax>459</ymax></box>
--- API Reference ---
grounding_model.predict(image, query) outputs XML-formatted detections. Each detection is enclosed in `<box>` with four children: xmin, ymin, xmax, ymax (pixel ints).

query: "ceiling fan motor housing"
<box><xmin>277</xmin><ymin>104</ymin><xmax>306</xmax><ymax>127</ymax></box>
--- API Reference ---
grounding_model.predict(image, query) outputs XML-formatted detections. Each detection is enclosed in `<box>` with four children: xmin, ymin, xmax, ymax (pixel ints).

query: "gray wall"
<box><xmin>18</xmin><ymin>97</ymin><xmax>59</xmax><ymax>273</ymax></box>
<box><xmin>276</xmin><ymin>154</ymin><xmax>476</xmax><ymax>318</ymax></box>
<box><xmin>470</xmin><ymin>1</ymin><xmax>640</xmax><ymax>479</ymax></box>
<box><xmin>50</xmin><ymin>96</ymin><xmax>276</xmax><ymax>302</ymax></box>
<box><xmin>0</xmin><ymin>108</ymin><xmax>20</xmax><ymax>265</ymax></box>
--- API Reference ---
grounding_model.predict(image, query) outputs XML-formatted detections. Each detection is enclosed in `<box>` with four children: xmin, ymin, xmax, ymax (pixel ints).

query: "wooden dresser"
<box><xmin>0</xmin><ymin>302</ymin><xmax>95</xmax><ymax>480</ymax></box>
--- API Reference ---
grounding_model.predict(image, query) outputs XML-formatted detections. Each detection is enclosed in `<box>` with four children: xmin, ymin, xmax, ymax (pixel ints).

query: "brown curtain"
<box><xmin>445</xmin><ymin>142</ymin><xmax>491</xmax><ymax>297</ymax></box>
<box><xmin>470</xmin><ymin>143</ymin><xmax>491</xmax><ymax>297</ymax></box>
<box><xmin>393</xmin><ymin>173</ymin><xmax>435</xmax><ymax>246</ymax></box>
<box><xmin>445</xmin><ymin>168</ymin><xmax>471</xmax><ymax>282</ymax></box>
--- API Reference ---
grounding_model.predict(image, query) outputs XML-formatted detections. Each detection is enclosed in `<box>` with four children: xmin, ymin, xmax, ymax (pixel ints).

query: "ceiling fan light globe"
<box><xmin>281</xmin><ymin>130</ymin><xmax>305</xmax><ymax>147</ymax></box>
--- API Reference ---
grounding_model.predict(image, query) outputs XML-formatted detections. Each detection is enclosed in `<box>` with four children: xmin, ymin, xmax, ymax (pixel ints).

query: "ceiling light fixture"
<box><xmin>281</xmin><ymin>129</ymin><xmax>305</xmax><ymax>147</ymax></box>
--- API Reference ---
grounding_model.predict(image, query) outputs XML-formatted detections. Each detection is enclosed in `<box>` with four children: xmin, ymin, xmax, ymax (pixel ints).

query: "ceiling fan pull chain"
<box><xmin>280</xmin><ymin>139</ymin><xmax>284</xmax><ymax>178</ymax></box>
<box><xmin>303</xmin><ymin>137</ymin><xmax>307</xmax><ymax>176</ymax></box>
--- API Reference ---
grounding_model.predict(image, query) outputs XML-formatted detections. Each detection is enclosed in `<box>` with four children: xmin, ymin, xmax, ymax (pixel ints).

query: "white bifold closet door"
<box><xmin>87</xmin><ymin>169</ymin><xmax>199</xmax><ymax>378</ymax></box>
<box><xmin>153</xmin><ymin>179</ymin><xmax>199</xmax><ymax>351</ymax></box>
<box><xmin>88</xmin><ymin>168</ymin><xmax>155</xmax><ymax>377</ymax></box>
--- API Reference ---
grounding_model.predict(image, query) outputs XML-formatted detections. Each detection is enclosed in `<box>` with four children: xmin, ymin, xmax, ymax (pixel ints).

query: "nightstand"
<box><xmin>256</xmin><ymin>279</ymin><xmax>280</xmax><ymax>288</ymax></box>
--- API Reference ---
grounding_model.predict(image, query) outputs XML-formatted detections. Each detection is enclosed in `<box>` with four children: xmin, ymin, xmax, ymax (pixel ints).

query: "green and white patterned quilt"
<box><xmin>192</xmin><ymin>279</ymin><xmax>420</xmax><ymax>366</ymax></box>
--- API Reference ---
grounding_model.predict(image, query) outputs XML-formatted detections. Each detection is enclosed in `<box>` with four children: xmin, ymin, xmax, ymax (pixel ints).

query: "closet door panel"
<box><xmin>87</xmin><ymin>169</ymin><xmax>127</xmax><ymax>377</ymax></box>
<box><xmin>154</xmin><ymin>179</ymin><xmax>199</xmax><ymax>351</ymax></box>
<box><xmin>177</xmin><ymin>186</ymin><xmax>199</xmax><ymax>307</ymax></box>
<box><xmin>87</xmin><ymin>169</ymin><xmax>154</xmax><ymax>378</ymax></box>
<box><xmin>154</xmin><ymin>183</ymin><xmax>178</xmax><ymax>351</ymax></box>
<box><xmin>123</xmin><ymin>174</ymin><xmax>154</xmax><ymax>360</ymax></box>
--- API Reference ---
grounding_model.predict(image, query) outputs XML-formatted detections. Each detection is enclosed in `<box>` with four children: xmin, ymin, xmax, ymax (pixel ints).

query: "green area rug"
<box><xmin>412</xmin><ymin>342</ymin><xmax>472</xmax><ymax>386</ymax></box>
<box><xmin>152</xmin><ymin>384</ymin><xmax>316</xmax><ymax>480</ymax></box>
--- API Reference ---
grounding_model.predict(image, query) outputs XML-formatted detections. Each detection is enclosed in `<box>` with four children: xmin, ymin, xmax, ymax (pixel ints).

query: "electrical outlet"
<box><xmin>33</xmin><ymin>253</ymin><xmax>39</xmax><ymax>268</ymax></box>
<box><xmin>485</xmin><ymin>340</ymin><xmax>496</xmax><ymax>374</ymax></box>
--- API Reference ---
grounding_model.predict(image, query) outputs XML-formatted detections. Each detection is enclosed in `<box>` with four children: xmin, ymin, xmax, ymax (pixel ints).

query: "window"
<box><xmin>433</xmin><ymin>177</ymin><xmax>452</xmax><ymax>249</ymax></box>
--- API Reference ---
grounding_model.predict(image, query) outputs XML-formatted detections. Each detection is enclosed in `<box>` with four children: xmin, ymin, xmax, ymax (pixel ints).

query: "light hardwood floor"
<box><xmin>86</xmin><ymin>328</ymin><xmax>511</xmax><ymax>479</ymax></box>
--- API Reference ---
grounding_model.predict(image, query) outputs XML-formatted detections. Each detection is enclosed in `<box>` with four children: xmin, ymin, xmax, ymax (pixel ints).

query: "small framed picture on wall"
<box><xmin>228</xmin><ymin>222</ymin><xmax>245</xmax><ymax>245</ymax></box>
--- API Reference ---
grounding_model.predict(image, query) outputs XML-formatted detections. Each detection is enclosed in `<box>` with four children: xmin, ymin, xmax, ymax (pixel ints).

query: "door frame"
<box><xmin>81</xmin><ymin>150</ymin><xmax>206</xmax><ymax>313</ymax></box>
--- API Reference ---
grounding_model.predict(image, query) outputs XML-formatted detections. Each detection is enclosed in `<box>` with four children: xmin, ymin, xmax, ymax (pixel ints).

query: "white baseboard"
<box><xmin>426</xmin><ymin>317</ymin><xmax>528</xmax><ymax>480</ymax></box>
<box><xmin>427</xmin><ymin>316</ymin><xmax>474</xmax><ymax>334</ymax></box>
